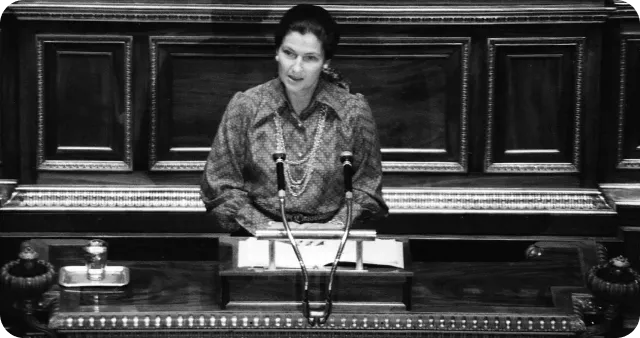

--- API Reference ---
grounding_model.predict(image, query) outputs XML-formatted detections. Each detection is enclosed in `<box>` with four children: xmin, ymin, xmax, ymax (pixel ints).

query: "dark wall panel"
<box><xmin>485</xmin><ymin>38</ymin><xmax>585</xmax><ymax>174</ymax></box>
<box><xmin>36</xmin><ymin>34</ymin><xmax>133</xmax><ymax>171</ymax></box>
<box><xmin>54</xmin><ymin>52</ymin><xmax>116</xmax><ymax>150</ymax></box>
<box><xmin>149</xmin><ymin>36</ymin><xmax>275</xmax><ymax>171</ymax></box>
<box><xmin>335</xmin><ymin>38</ymin><xmax>469</xmax><ymax>173</ymax></box>
<box><xmin>616</xmin><ymin>37</ymin><xmax>640</xmax><ymax>170</ymax></box>
<box><xmin>0</xmin><ymin>28</ymin><xmax>3</xmax><ymax>173</ymax></box>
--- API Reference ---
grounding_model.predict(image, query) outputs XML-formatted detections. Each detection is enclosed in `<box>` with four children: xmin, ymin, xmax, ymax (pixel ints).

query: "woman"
<box><xmin>200</xmin><ymin>4</ymin><xmax>387</xmax><ymax>235</ymax></box>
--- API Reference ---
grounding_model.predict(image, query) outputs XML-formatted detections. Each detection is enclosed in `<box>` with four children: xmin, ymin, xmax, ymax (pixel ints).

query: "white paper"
<box><xmin>237</xmin><ymin>238</ymin><xmax>404</xmax><ymax>269</ymax></box>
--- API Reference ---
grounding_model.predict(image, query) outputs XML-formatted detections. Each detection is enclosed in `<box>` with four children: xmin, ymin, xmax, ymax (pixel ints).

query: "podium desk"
<box><xmin>45</xmin><ymin>241</ymin><xmax>602</xmax><ymax>337</ymax></box>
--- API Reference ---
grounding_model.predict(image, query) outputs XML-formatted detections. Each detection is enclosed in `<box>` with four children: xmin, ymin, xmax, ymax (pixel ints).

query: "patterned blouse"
<box><xmin>200</xmin><ymin>77</ymin><xmax>388</xmax><ymax>235</ymax></box>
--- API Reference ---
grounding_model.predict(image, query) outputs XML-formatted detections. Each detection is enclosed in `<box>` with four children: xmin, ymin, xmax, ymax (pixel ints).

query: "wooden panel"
<box><xmin>36</xmin><ymin>34</ymin><xmax>133</xmax><ymax>171</ymax></box>
<box><xmin>0</xmin><ymin>22</ymin><xmax>18</xmax><ymax>180</ymax></box>
<box><xmin>334</xmin><ymin>37</ymin><xmax>469</xmax><ymax>173</ymax></box>
<box><xmin>485</xmin><ymin>37</ymin><xmax>585</xmax><ymax>174</ymax></box>
<box><xmin>150</xmin><ymin>36</ymin><xmax>469</xmax><ymax>173</ymax></box>
<box><xmin>149</xmin><ymin>36</ymin><xmax>275</xmax><ymax>171</ymax></box>
<box><xmin>0</xmin><ymin>27</ymin><xmax>3</xmax><ymax>172</ymax></box>
<box><xmin>616</xmin><ymin>37</ymin><xmax>640</xmax><ymax>170</ymax></box>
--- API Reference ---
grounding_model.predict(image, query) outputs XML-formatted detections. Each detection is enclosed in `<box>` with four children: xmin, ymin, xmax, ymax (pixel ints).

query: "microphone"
<box><xmin>272</xmin><ymin>152</ymin><xmax>286</xmax><ymax>198</ymax></box>
<box><xmin>340</xmin><ymin>151</ymin><xmax>353</xmax><ymax>198</ymax></box>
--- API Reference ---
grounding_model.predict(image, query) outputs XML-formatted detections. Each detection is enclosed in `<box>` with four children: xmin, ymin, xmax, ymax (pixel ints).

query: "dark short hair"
<box><xmin>274</xmin><ymin>4</ymin><xmax>340</xmax><ymax>60</ymax></box>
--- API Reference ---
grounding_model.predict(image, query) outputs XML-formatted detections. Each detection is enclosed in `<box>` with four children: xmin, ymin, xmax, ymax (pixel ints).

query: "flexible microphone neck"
<box><xmin>271</xmin><ymin>151</ymin><xmax>313</xmax><ymax>324</ymax></box>
<box><xmin>316</xmin><ymin>151</ymin><xmax>356</xmax><ymax>325</ymax></box>
<box><xmin>272</xmin><ymin>152</ymin><xmax>286</xmax><ymax>199</ymax></box>
<box><xmin>340</xmin><ymin>151</ymin><xmax>353</xmax><ymax>199</ymax></box>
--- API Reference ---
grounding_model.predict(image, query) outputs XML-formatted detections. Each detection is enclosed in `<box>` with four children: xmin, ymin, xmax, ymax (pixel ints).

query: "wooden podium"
<box><xmin>219</xmin><ymin>230</ymin><xmax>413</xmax><ymax>314</ymax></box>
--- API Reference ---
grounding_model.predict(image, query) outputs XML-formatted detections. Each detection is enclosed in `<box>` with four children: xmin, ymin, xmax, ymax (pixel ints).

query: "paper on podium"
<box><xmin>237</xmin><ymin>238</ymin><xmax>404</xmax><ymax>269</ymax></box>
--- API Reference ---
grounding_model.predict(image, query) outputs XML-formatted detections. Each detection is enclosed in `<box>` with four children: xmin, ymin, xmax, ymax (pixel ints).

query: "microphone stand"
<box><xmin>315</xmin><ymin>190</ymin><xmax>353</xmax><ymax>325</ymax></box>
<box><xmin>272</xmin><ymin>151</ymin><xmax>355</xmax><ymax>326</ymax></box>
<box><xmin>314</xmin><ymin>151</ymin><xmax>355</xmax><ymax>325</ymax></box>
<box><xmin>272</xmin><ymin>153</ymin><xmax>312</xmax><ymax>323</ymax></box>
<box><xmin>278</xmin><ymin>198</ymin><xmax>313</xmax><ymax>323</ymax></box>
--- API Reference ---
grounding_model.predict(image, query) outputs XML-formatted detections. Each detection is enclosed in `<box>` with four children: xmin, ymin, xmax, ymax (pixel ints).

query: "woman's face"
<box><xmin>276</xmin><ymin>31</ymin><xmax>327</xmax><ymax>97</ymax></box>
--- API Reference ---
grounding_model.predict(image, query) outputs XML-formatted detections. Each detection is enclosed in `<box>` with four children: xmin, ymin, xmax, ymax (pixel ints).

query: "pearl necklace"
<box><xmin>274</xmin><ymin>105</ymin><xmax>328</xmax><ymax>197</ymax></box>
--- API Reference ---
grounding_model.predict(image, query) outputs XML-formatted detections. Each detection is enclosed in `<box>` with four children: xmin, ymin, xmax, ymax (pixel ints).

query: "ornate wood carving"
<box><xmin>35</xmin><ymin>34</ymin><xmax>133</xmax><ymax>171</ymax></box>
<box><xmin>7</xmin><ymin>3</ymin><xmax>611</xmax><ymax>24</ymax></box>
<box><xmin>2</xmin><ymin>186</ymin><xmax>204</xmax><ymax>211</ymax></box>
<box><xmin>60</xmin><ymin>333</ymin><xmax>581</xmax><ymax>338</ymax></box>
<box><xmin>49</xmin><ymin>310</ymin><xmax>582</xmax><ymax>333</ymax></box>
<box><xmin>485</xmin><ymin>37</ymin><xmax>585</xmax><ymax>174</ymax></box>
<box><xmin>384</xmin><ymin>188</ymin><xmax>613</xmax><ymax>214</ymax></box>
<box><xmin>149</xmin><ymin>36</ymin><xmax>469</xmax><ymax>173</ymax></box>
<box><xmin>49</xmin><ymin>298</ymin><xmax>584</xmax><ymax>337</ymax></box>
<box><xmin>616</xmin><ymin>37</ymin><xmax>640</xmax><ymax>170</ymax></box>
<box><xmin>2</xmin><ymin>186</ymin><xmax>613</xmax><ymax>214</ymax></box>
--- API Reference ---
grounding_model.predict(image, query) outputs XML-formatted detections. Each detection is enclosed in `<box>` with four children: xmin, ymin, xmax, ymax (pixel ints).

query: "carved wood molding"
<box><xmin>36</xmin><ymin>34</ymin><xmax>133</xmax><ymax>172</ymax></box>
<box><xmin>612</xmin><ymin>1</ymin><xmax>640</xmax><ymax>19</ymax></box>
<box><xmin>149</xmin><ymin>161</ymin><xmax>206</xmax><ymax>172</ymax></box>
<box><xmin>49</xmin><ymin>310</ymin><xmax>583</xmax><ymax>333</ymax></box>
<box><xmin>571</xmin><ymin>293</ymin><xmax>594</xmax><ymax>334</ymax></box>
<box><xmin>485</xmin><ymin>37</ymin><xmax>585</xmax><ymax>174</ymax></box>
<box><xmin>2</xmin><ymin>186</ymin><xmax>205</xmax><ymax>212</ymax></box>
<box><xmin>384</xmin><ymin>188</ymin><xmax>613</xmax><ymax>214</ymax></box>
<box><xmin>1</xmin><ymin>186</ymin><xmax>614</xmax><ymax>214</ymax></box>
<box><xmin>616</xmin><ymin>37</ymin><xmax>640</xmax><ymax>170</ymax></box>
<box><xmin>600</xmin><ymin>183</ymin><xmax>640</xmax><ymax>209</ymax></box>
<box><xmin>0</xmin><ymin>179</ymin><xmax>17</xmax><ymax>207</ymax></box>
<box><xmin>382</xmin><ymin>162</ymin><xmax>465</xmax><ymax>173</ymax></box>
<box><xmin>7</xmin><ymin>4</ymin><xmax>613</xmax><ymax>24</ymax></box>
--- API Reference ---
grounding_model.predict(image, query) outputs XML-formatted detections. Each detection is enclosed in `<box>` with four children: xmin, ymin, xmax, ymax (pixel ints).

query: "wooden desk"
<box><xmin>47</xmin><ymin>241</ymin><xmax>603</xmax><ymax>337</ymax></box>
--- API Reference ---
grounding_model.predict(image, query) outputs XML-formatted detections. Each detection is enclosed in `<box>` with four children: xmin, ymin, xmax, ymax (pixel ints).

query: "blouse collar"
<box><xmin>255</xmin><ymin>77</ymin><xmax>348</xmax><ymax>127</ymax></box>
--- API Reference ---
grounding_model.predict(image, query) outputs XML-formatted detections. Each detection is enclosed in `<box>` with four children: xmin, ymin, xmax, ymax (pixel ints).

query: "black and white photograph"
<box><xmin>0</xmin><ymin>0</ymin><xmax>639</xmax><ymax>337</ymax></box>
